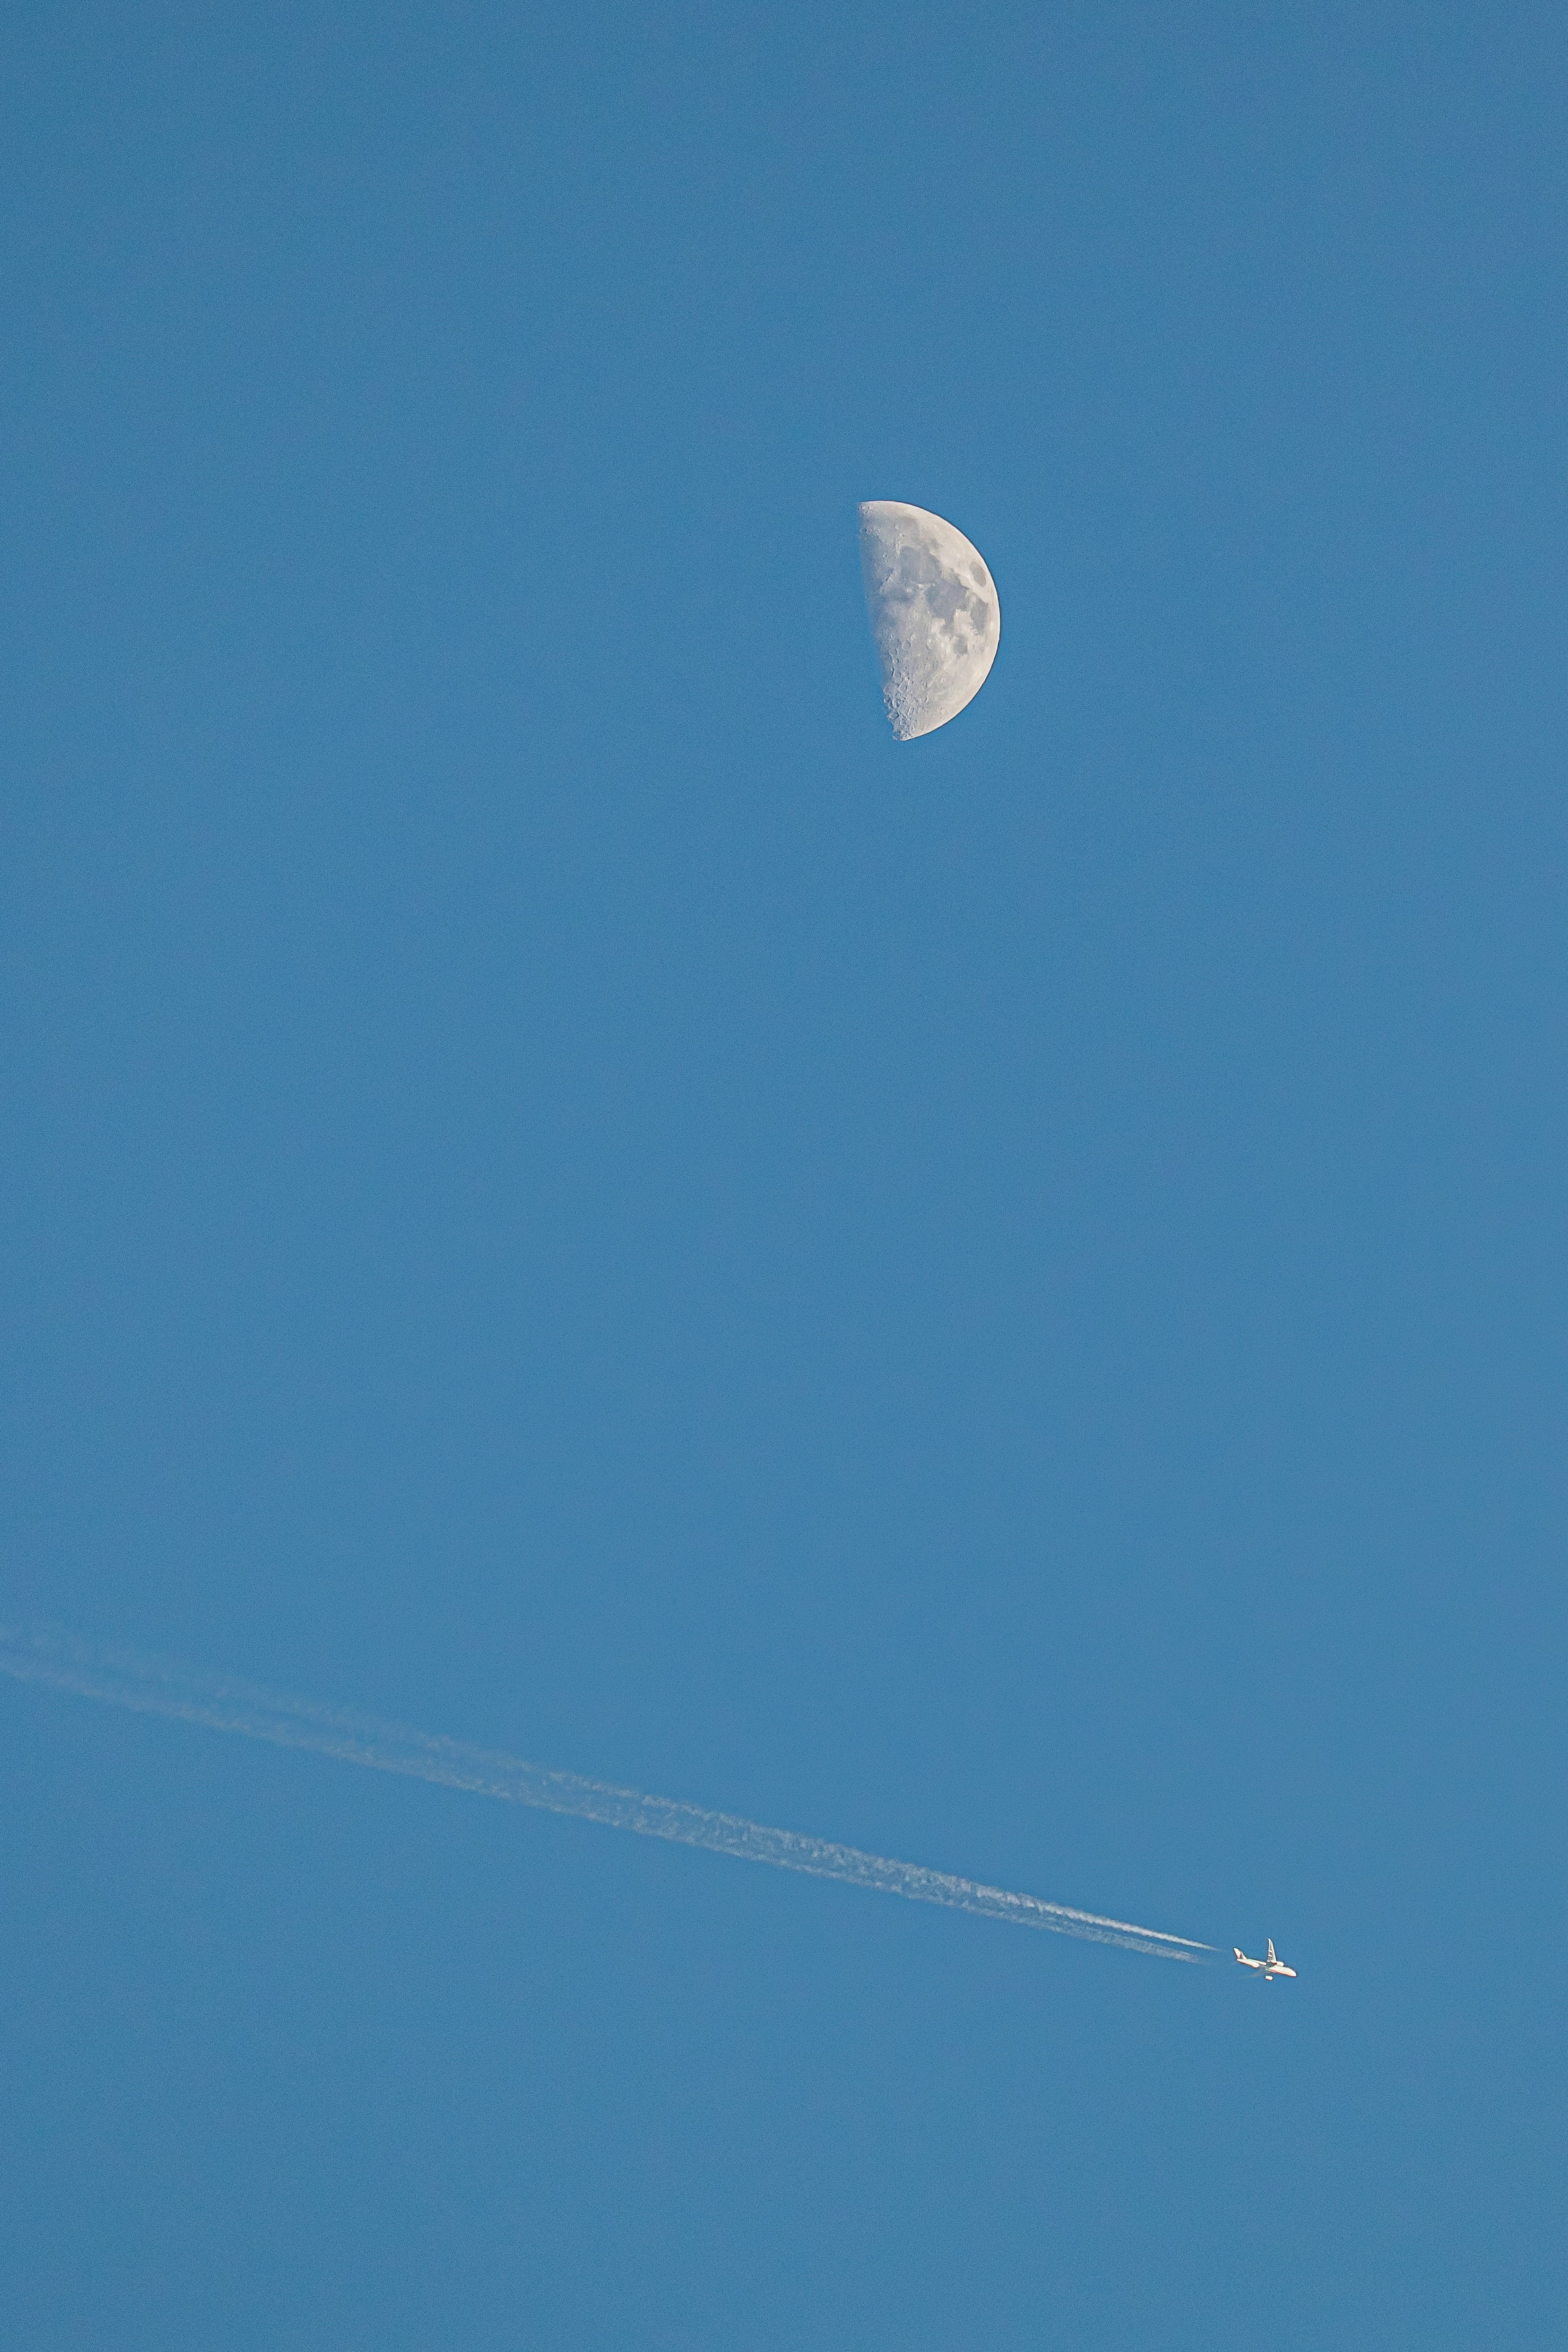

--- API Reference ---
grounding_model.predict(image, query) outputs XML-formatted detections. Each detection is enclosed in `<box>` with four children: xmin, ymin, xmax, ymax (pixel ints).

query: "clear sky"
<box><xmin>2</xmin><ymin>4</ymin><xmax>1565</xmax><ymax>2345</ymax></box>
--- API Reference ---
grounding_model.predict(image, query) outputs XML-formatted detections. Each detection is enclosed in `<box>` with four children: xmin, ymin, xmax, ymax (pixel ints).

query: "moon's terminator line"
<box><xmin>0</xmin><ymin>1627</ymin><xmax>1214</xmax><ymax>1963</ymax></box>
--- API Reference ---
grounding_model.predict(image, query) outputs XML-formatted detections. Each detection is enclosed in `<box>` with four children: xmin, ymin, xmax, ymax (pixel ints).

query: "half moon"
<box><xmin>858</xmin><ymin>501</ymin><xmax>1000</xmax><ymax>741</ymax></box>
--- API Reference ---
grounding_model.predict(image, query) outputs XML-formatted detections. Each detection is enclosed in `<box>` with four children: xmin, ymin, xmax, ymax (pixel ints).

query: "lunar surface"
<box><xmin>858</xmin><ymin>501</ymin><xmax>1000</xmax><ymax>740</ymax></box>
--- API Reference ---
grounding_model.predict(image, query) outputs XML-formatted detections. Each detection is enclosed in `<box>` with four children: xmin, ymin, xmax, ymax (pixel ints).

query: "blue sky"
<box><xmin>2</xmin><ymin>4</ymin><xmax>1565</xmax><ymax>2344</ymax></box>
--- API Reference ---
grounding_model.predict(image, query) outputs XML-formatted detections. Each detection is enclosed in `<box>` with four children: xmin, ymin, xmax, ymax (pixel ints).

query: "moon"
<box><xmin>858</xmin><ymin>501</ymin><xmax>1000</xmax><ymax>741</ymax></box>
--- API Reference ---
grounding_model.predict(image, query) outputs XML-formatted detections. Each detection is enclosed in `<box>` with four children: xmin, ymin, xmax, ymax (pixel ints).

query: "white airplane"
<box><xmin>1234</xmin><ymin>1938</ymin><xmax>1297</xmax><ymax>1980</ymax></box>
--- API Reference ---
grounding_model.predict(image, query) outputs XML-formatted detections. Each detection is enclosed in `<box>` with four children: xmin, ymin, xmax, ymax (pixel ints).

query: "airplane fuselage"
<box><xmin>1234</xmin><ymin>1944</ymin><xmax>1297</xmax><ymax>1980</ymax></box>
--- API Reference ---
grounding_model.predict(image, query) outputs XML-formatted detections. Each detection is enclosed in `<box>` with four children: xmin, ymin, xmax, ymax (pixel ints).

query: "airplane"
<box><xmin>1234</xmin><ymin>1938</ymin><xmax>1297</xmax><ymax>1980</ymax></box>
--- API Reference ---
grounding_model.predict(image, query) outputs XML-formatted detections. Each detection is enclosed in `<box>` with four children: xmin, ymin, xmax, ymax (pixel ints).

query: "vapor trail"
<box><xmin>0</xmin><ymin>1626</ymin><xmax>1214</xmax><ymax>1964</ymax></box>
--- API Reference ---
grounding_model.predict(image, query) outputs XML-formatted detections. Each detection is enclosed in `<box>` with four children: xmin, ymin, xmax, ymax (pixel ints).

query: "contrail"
<box><xmin>0</xmin><ymin>1626</ymin><xmax>1215</xmax><ymax>1964</ymax></box>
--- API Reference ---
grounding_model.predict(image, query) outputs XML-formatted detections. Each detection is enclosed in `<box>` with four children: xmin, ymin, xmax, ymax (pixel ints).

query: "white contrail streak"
<box><xmin>0</xmin><ymin>1626</ymin><xmax>1215</xmax><ymax>1964</ymax></box>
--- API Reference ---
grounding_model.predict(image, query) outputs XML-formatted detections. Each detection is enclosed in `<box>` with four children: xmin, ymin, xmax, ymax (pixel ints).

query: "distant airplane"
<box><xmin>1234</xmin><ymin>1938</ymin><xmax>1297</xmax><ymax>1980</ymax></box>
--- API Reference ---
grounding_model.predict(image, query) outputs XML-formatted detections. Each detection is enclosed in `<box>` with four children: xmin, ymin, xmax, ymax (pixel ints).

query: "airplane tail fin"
<box><xmin>1266</xmin><ymin>1939</ymin><xmax>1277</xmax><ymax>1965</ymax></box>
